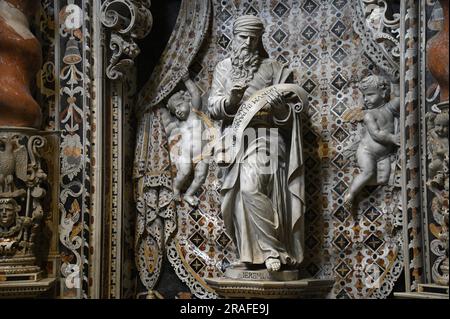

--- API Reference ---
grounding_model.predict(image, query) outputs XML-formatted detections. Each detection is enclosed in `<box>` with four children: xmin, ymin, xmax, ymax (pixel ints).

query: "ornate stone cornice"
<box><xmin>100</xmin><ymin>0</ymin><xmax>153</xmax><ymax>80</ymax></box>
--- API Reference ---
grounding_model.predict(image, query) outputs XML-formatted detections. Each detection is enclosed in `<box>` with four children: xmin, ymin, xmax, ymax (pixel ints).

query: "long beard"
<box><xmin>230</xmin><ymin>42</ymin><xmax>261</xmax><ymax>83</ymax></box>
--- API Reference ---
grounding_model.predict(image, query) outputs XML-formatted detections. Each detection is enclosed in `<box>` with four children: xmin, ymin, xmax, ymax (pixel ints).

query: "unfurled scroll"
<box><xmin>215</xmin><ymin>84</ymin><xmax>308</xmax><ymax>166</ymax></box>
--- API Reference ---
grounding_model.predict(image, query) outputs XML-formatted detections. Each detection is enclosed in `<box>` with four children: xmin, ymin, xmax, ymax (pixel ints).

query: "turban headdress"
<box><xmin>233</xmin><ymin>15</ymin><xmax>264</xmax><ymax>35</ymax></box>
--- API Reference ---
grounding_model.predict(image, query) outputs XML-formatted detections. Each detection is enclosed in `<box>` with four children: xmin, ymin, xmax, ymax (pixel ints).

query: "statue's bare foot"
<box><xmin>184</xmin><ymin>195</ymin><xmax>199</xmax><ymax>207</ymax></box>
<box><xmin>265</xmin><ymin>258</ymin><xmax>281</xmax><ymax>272</ymax></box>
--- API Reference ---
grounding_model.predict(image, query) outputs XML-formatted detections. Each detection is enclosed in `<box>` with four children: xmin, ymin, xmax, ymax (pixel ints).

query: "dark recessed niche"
<box><xmin>136</xmin><ymin>0</ymin><xmax>182</xmax><ymax>93</ymax></box>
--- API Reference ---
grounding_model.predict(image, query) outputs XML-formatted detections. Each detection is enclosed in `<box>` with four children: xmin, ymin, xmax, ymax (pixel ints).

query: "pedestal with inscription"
<box><xmin>206</xmin><ymin>269</ymin><xmax>334</xmax><ymax>299</ymax></box>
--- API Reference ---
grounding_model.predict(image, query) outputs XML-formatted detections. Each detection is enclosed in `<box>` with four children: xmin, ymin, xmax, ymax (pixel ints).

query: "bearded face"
<box><xmin>231</xmin><ymin>32</ymin><xmax>261</xmax><ymax>83</ymax></box>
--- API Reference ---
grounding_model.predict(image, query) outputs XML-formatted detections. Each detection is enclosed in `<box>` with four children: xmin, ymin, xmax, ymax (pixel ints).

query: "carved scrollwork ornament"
<box><xmin>0</xmin><ymin>129</ymin><xmax>52</xmax><ymax>279</ymax></box>
<box><xmin>352</xmin><ymin>0</ymin><xmax>400</xmax><ymax>80</ymax></box>
<box><xmin>100</xmin><ymin>0</ymin><xmax>153</xmax><ymax>80</ymax></box>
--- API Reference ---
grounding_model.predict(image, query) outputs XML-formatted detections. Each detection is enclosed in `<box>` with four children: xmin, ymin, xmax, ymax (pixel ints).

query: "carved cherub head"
<box><xmin>434</xmin><ymin>111</ymin><xmax>449</xmax><ymax>138</ymax></box>
<box><xmin>167</xmin><ymin>90</ymin><xmax>192</xmax><ymax>121</ymax></box>
<box><xmin>359</xmin><ymin>75</ymin><xmax>390</xmax><ymax>109</ymax></box>
<box><xmin>0</xmin><ymin>198</ymin><xmax>20</xmax><ymax>229</ymax></box>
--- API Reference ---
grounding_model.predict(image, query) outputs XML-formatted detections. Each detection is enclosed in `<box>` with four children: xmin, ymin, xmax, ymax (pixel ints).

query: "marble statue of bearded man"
<box><xmin>208</xmin><ymin>15</ymin><xmax>305</xmax><ymax>272</ymax></box>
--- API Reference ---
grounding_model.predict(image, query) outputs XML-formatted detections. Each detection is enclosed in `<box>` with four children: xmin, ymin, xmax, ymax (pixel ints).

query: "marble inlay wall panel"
<box><xmin>152</xmin><ymin>0</ymin><xmax>405</xmax><ymax>299</ymax></box>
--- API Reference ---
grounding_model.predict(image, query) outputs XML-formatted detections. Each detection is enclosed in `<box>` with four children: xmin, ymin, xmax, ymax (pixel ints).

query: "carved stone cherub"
<box><xmin>344</xmin><ymin>75</ymin><xmax>400</xmax><ymax>210</ymax></box>
<box><xmin>427</xmin><ymin>111</ymin><xmax>449</xmax><ymax>179</ymax></box>
<box><xmin>163</xmin><ymin>73</ymin><xmax>215</xmax><ymax>207</ymax></box>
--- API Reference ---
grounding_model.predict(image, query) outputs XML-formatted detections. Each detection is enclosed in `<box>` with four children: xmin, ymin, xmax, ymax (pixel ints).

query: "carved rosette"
<box><xmin>100</xmin><ymin>0</ymin><xmax>153</xmax><ymax>80</ymax></box>
<box><xmin>0</xmin><ymin>128</ymin><xmax>52</xmax><ymax>281</ymax></box>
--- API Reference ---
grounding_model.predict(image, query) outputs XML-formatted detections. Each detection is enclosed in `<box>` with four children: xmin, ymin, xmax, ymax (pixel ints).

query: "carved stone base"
<box><xmin>394</xmin><ymin>284</ymin><xmax>449</xmax><ymax>299</ymax></box>
<box><xmin>0</xmin><ymin>277</ymin><xmax>55</xmax><ymax>298</ymax></box>
<box><xmin>0</xmin><ymin>264</ymin><xmax>42</xmax><ymax>282</ymax></box>
<box><xmin>205</xmin><ymin>278</ymin><xmax>334</xmax><ymax>299</ymax></box>
<box><xmin>224</xmin><ymin>268</ymin><xmax>299</xmax><ymax>281</ymax></box>
<box><xmin>0</xmin><ymin>127</ymin><xmax>58</xmax><ymax>298</ymax></box>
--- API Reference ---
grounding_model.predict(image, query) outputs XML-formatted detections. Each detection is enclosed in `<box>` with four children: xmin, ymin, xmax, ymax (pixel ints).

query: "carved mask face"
<box><xmin>435</xmin><ymin>117</ymin><xmax>449</xmax><ymax>138</ymax></box>
<box><xmin>362</xmin><ymin>87</ymin><xmax>384</xmax><ymax>109</ymax></box>
<box><xmin>0</xmin><ymin>200</ymin><xmax>18</xmax><ymax>228</ymax></box>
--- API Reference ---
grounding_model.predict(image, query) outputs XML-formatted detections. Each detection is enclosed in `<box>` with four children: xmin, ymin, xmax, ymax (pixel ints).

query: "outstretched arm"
<box><xmin>182</xmin><ymin>72</ymin><xmax>201</xmax><ymax>110</ymax></box>
<box><xmin>364</xmin><ymin>113</ymin><xmax>399</xmax><ymax>145</ymax></box>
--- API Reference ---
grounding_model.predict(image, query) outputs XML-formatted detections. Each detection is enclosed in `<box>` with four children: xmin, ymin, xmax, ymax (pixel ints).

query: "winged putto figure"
<box><xmin>343</xmin><ymin>75</ymin><xmax>400</xmax><ymax>210</ymax></box>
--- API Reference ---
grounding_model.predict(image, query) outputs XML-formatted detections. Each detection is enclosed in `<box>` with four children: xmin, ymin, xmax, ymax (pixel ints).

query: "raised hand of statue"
<box><xmin>228</xmin><ymin>82</ymin><xmax>248</xmax><ymax>107</ymax></box>
<box><xmin>267</xmin><ymin>90</ymin><xmax>286</xmax><ymax>110</ymax></box>
<box><xmin>267</xmin><ymin>89</ymin><xmax>292</xmax><ymax>121</ymax></box>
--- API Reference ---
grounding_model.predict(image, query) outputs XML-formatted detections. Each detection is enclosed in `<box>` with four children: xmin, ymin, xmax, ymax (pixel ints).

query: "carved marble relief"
<box><xmin>206</xmin><ymin>14</ymin><xmax>309</xmax><ymax>278</ymax></box>
<box><xmin>0</xmin><ymin>0</ymin><xmax>439</xmax><ymax>300</ymax></box>
<box><xmin>133</xmin><ymin>0</ymin><xmax>213</xmax><ymax>298</ymax></box>
<box><xmin>0</xmin><ymin>131</ymin><xmax>47</xmax><ymax>274</ymax></box>
<box><xmin>133</xmin><ymin>0</ymin><xmax>407</xmax><ymax>299</ymax></box>
<box><xmin>0</xmin><ymin>0</ymin><xmax>60</xmax><ymax>299</ymax></box>
<box><xmin>101</xmin><ymin>0</ymin><xmax>153</xmax><ymax>80</ymax></box>
<box><xmin>423</xmin><ymin>0</ymin><xmax>449</xmax><ymax>289</ymax></box>
<box><xmin>343</xmin><ymin>75</ymin><xmax>400</xmax><ymax>211</ymax></box>
<box><xmin>100</xmin><ymin>0</ymin><xmax>154</xmax><ymax>298</ymax></box>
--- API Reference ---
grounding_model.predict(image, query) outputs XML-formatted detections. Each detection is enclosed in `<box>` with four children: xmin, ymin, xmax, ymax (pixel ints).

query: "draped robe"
<box><xmin>208</xmin><ymin>57</ymin><xmax>305</xmax><ymax>267</ymax></box>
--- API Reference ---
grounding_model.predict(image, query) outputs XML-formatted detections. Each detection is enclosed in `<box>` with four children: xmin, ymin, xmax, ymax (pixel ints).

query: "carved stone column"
<box><xmin>426</xmin><ymin>0</ymin><xmax>448</xmax><ymax>289</ymax></box>
<box><xmin>100</xmin><ymin>0</ymin><xmax>153</xmax><ymax>298</ymax></box>
<box><xmin>395</xmin><ymin>0</ymin><xmax>448</xmax><ymax>299</ymax></box>
<box><xmin>0</xmin><ymin>0</ymin><xmax>55</xmax><ymax>297</ymax></box>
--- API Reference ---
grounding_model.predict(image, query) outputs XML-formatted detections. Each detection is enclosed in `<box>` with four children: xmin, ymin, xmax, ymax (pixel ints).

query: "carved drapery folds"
<box><xmin>133</xmin><ymin>0</ymin><xmax>212</xmax><ymax>297</ymax></box>
<box><xmin>100</xmin><ymin>0</ymin><xmax>153</xmax><ymax>80</ymax></box>
<box><xmin>137</xmin><ymin>0</ymin><xmax>211</xmax><ymax>113</ymax></box>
